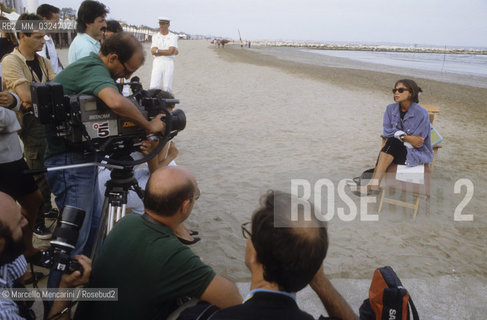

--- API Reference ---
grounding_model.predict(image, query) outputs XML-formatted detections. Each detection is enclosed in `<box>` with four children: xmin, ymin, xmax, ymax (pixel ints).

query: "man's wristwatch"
<box><xmin>155</xmin><ymin>49</ymin><xmax>159</xmax><ymax>54</ymax></box>
<box><xmin>400</xmin><ymin>134</ymin><xmax>406</xmax><ymax>142</ymax></box>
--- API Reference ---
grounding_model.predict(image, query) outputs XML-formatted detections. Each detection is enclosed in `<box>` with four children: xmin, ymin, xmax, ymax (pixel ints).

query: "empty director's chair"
<box><xmin>378</xmin><ymin>105</ymin><xmax>442</xmax><ymax>219</ymax></box>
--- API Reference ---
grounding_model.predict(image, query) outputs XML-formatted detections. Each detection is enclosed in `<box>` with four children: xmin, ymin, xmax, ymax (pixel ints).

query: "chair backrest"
<box><xmin>422</xmin><ymin>104</ymin><xmax>440</xmax><ymax>125</ymax></box>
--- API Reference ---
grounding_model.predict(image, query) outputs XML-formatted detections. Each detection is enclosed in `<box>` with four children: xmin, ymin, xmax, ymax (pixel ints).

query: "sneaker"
<box><xmin>33</xmin><ymin>223</ymin><xmax>52</xmax><ymax>240</ymax></box>
<box><xmin>44</xmin><ymin>208</ymin><xmax>59</xmax><ymax>219</ymax></box>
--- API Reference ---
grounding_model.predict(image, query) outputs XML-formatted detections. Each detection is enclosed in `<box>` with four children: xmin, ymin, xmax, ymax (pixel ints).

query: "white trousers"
<box><xmin>149</xmin><ymin>58</ymin><xmax>174</xmax><ymax>92</ymax></box>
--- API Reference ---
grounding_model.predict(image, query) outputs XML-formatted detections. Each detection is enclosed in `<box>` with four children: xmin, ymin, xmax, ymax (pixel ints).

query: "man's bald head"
<box><xmin>143</xmin><ymin>167</ymin><xmax>197</xmax><ymax>217</ymax></box>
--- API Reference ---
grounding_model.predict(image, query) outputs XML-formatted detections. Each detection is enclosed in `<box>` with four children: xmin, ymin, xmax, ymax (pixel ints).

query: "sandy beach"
<box><xmin>46</xmin><ymin>40</ymin><xmax>487</xmax><ymax>318</ymax></box>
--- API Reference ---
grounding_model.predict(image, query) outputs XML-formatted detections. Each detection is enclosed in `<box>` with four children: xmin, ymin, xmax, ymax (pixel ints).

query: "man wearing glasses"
<box><xmin>44</xmin><ymin>32</ymin><xmax>166</xmax><ymax>289</ymax></box>
<box><xmin>75</xmin><ymin>166</ymin><xmax>242</xmax><ymax>319</ymax></box>
<box><xmin>149</xmin><ymin>16</ymin><xmax>179</xmax><ymax>92</ymax></box>
<box><xmin>180</xmin><ymin>191</ymin><xmax>358</xmax><ymax>320</ymax></box>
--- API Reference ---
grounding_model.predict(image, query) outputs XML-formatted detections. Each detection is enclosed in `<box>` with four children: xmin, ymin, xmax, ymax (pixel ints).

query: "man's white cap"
<box><xmin>158</xmin><ymin>16</ymin><xmax>170</xmax><ymax>22</ymax></box>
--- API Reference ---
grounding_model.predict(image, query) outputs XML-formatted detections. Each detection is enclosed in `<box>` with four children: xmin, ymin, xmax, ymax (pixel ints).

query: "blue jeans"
<box><xmin>45</xmin><ymin>152</ymin><xmax>102</xmax><ymax>290</ymax></box>
<box><xmin>45</xmin><ymin>152</ymin><xmax>101</xmax><ymax>256</ymax></box>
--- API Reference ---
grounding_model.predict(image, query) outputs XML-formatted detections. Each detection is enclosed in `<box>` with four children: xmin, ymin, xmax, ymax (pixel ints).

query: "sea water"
<box><xmin>301</xmin><ymin>49</ymin><xmax>487</xmax><ymax>78</ymax></box>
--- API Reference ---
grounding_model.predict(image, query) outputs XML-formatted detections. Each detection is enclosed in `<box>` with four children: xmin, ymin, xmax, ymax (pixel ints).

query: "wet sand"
<box><xmin>46</xmin><ymin>41</ymin><xmax>486</xmax><ymax>318</ymax></box>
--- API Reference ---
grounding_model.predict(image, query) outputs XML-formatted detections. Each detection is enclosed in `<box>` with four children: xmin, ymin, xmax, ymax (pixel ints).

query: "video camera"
<box><xmin>30</xmin><ymin>79</ymin><xmax>186</xmax><ymax>156</ymax></box>
<box><xmin>37</xmin><ymin>206</ymin><xmax>85</xmax><ymax>274</ymax></box>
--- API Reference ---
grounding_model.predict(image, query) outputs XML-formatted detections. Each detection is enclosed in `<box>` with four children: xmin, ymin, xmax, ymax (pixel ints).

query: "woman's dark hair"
<box><xmin>395</xmin><ymin>79</ymin><xmax>423</xmax><ymax>103</ymax></box>
<box><xmin>251</xmin><ymin>190</ymin><xmax>328</xmax><ymax>292</ymax></box>
<box><xmin>149</xmin><ymin>89</ymin><xmax>176</xmax><ymax>109</ymax></box>
<box><xmin>106</xmin><ymin>20</ymin><xmax>123</xmax><ymax>33</ymax></box>
<box><xmin>100</xmin><ymin>32</ymin><xmax>144</xmax><ymax>64</ymax></box>
<box><xmin>76</xmin><ymin>0</ymin><xmax>109</xmax><ymax>33</ymax></box>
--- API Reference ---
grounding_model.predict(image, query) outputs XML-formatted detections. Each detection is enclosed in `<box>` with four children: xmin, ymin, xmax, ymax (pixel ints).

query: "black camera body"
<box><xmin>38</xmin><ymin>246</ymin><xmax>83</xmax><ymax>275</ymax></box>
<box><xmin>30</xmin><ymin>81</ymin><xmax>185</xmax><ymax>154</ymax></box>
<box><xmin>37</xmin><ymin>206</ymin><xmax>85</xmax><ymax>275</ymax></box>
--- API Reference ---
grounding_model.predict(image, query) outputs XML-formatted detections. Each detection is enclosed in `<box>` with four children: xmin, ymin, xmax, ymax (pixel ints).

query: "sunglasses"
<box><xmin>392</xmin><ymin>88</ymin><xmax>410</xmax><ymax>94</ymax></box>
<box><xmin>241</xmin><ymin>222</ymin><xmax>252</xmax><ymax>239</ymax></box>
<box><xmin>194</xmin><ymin>187</ymin><xmax>200</xmax><ymax>201</ymax></box>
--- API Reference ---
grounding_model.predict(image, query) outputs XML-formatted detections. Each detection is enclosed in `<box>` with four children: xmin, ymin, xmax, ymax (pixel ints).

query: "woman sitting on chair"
<box><xmin>355</xmin><ymin>79</ymin><xmax>433</xmax><ymax>196</ymax></box>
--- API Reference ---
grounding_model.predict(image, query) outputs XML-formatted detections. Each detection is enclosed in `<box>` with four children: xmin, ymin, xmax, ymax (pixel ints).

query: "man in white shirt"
<box><xmin>149</xmin><ymin>17</ymin><xmax>178</xmax><ymax>92</ymax></box>
<box><xmin>37</xmin><ymin>4</ymin><xmax>63</xmax><ymax>74</ymax></box>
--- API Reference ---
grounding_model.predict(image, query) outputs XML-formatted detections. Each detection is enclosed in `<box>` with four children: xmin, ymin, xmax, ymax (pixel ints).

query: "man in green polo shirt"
<box><xmin>44</xmin><ymin>32</ymin><xmax>166</xmax><ymax>291</ymax></box>
<box><xmin>75</xmin><ymin>166</ymin><xmax>242</xmax><ymax>319</ymax></box>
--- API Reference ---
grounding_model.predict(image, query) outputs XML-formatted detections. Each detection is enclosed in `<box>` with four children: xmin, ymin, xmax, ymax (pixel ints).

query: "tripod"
<box><xmin>90</xmin><ymin>159</ymin><xmax>145</xmax><ymax>260</ymax></box>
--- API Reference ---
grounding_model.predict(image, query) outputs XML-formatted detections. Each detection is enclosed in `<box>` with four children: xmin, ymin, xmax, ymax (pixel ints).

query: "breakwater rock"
<box><xmin>248</xmin><ymin>41</ymin><xmax>487</xmax><ymax>55</ymax></box>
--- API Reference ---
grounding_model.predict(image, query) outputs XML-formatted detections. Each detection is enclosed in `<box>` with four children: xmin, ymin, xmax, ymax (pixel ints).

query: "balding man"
<box><xmin>179</xmin><ymin>191</ymin><xmax>358</xmax><ymax>320</ymax></box>
<box><xmin>75</xmin><ymin>166</ymin><xmax>242</xmax><ymax>319</ymax></box>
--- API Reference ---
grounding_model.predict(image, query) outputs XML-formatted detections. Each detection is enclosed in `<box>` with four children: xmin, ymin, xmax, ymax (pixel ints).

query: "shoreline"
<box><xmin>244</xmin><ymin>41</ymin><xmax>487</xmax><ymax>55</ymax></box>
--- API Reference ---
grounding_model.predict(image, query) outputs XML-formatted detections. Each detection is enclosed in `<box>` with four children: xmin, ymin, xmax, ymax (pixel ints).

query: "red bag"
<box><xmin>359</xmin><ymin>266</ymin><xmax>419</xmax><ymax>320</ymax></box>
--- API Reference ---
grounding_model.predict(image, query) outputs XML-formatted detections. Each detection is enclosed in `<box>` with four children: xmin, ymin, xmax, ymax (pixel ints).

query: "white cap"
<box><xmin>158</xmin><ymin>16</ymin><xmax>170</xmax><ymax>22</ymax></box>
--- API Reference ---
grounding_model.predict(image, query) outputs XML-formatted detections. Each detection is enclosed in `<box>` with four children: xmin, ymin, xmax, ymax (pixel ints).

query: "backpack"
<box><xmin>359</xmin><ymin>266</ymin><xmax>419</xmax><ymax>320</ymax></box>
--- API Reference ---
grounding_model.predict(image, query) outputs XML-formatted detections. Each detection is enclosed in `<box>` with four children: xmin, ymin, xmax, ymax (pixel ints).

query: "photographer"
<box><xmin>2</xmin><ymin>13</ymin><xmax>57</xmax><ymax>241</ymax></box>
<box><xmin>0</xmin><ymin>192</ymin><xmax>92</xmax><ymax>320</ymax></box>
<box><xmin>44</xmin><ymin>32</ymin><xmax>165</xmax><ymax>289</ymax></box>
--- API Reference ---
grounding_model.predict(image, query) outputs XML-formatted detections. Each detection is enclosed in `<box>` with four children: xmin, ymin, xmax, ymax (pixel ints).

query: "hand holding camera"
<box><xmin>59</xmin><ymin>255</ymin><xmax>92</xmax><ymax>289</ymax></box>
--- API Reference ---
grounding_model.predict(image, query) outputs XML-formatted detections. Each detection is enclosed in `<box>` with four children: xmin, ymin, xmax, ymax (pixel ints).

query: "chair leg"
<box><xmin>378</xmin><ymin>188</ymin><xmax>386</xmax><ymax>213</ymax></box>
<box><xmin>412</xmin><ymin>194</ymin><xmax>421</xmax><ymax>220</ymax></box>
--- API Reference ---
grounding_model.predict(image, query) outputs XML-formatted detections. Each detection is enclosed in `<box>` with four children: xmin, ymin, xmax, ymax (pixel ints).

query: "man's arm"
<box><xmin>0</xmin><ymin>91</ymin><xmax>16</xmax><ymax>109</ymax></box>
<box><xmin>199</xmin><ymin>275</ymin><xmax>242</xmax><ymax>309</ymax></box>
<box><xmin>11</xmin><ymin>82</ymin><xmax>32</xmax><ymax>110</ymax></box>
<box><xmin>97</xmin><ymin>86</ymin><xmax>165</xmax><ymax>134</ymax></box>
<box><xmin>140</xmin><ymin>140</ymin><xmax>178</xmax><ymax>173</ymax></box>
<box><xmin>47</xmin><ymin>255</ymin><xmax>92</xmax><ymax>320</ymax></box>
<box><xmin>310</xmin><ymin>266</ymin><xmax>358</xmax><ymax>320</ymax></box>
<box><xmin>151</xmin><ymin>46</ymin><xmax>177</xmax><ymax>56</ymax></box>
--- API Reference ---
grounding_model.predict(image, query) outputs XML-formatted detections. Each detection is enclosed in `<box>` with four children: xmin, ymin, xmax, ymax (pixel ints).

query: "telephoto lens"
<box><xmin>50</xmin><ymin>205</ymin><xmax>86</xmax><ymax>250</ymax></box>
<box><xmin>36</xmin><ymin>206</ymin><xmax>85</xmax><ymax>274</ymax></box>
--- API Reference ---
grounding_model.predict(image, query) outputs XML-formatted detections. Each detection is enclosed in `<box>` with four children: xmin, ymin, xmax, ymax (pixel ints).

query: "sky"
<box><xmin>38</xmin><ymin>0</ymin><xmax>487</xmax><ymax>48</ymax></box>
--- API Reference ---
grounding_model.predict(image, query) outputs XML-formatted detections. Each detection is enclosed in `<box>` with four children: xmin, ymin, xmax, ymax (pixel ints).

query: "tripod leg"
<box><xmin>108</xmin><ymin>204</ymin><xmax>115</xmax><ymax>234</ymax></box>
<box><xmin>91</xmin><ymin>196</ymin><xmax>110</xmax><ymax>260</ymax></box>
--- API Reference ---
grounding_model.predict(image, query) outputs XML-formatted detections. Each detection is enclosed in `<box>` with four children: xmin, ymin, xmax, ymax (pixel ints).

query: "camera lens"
<box><xmin>50</xmin><ymin>205</ymin><xmax>85</xmax><ymax>250</ymax></box>
<box><xmin>170</xmin><ymin>109</ymin><xmax>186</xmax><ymax>132</ymax></box>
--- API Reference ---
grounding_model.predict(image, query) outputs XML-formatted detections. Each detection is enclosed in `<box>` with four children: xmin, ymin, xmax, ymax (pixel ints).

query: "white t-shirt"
<box><xmin>38</xmin><ymin>35</ymin><xmax>63</xmax><ymax>74</ymax></box>
<box><xmin>151</xmin><ymin>32</ymin><xmax>178</xmax><ymax>61</ymax></box>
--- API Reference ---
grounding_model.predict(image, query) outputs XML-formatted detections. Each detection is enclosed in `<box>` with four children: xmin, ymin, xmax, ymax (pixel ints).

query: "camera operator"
<box><xmin>44</xmin><ymin>32</ymin><xmax>165</xmax><ymax>289</ymax></box>
<box><xmin>0</xmin><ymin>191</ymin><xmax>92</xmax><ymax>320</ymax></box>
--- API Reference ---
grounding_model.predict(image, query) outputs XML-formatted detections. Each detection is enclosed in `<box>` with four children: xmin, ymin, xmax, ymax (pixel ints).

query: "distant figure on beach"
<box><xmin>149</xmin><ymin>16</ymin><xmax>179</xmax><ymax>92</ymax></box>
<box><xmin>178</xmin><ymin>190</ymin><xmax>358</xmax><ymax>320</ymax></box>
<box><xmin>75</xmin><ymin>166</ymin><xmax>242</xmax><ymax>319</ymax></box>
<box><xmin>37</xmin><ymin>4</ymin><xmax>63</xmax><ymax>73</ymax></box>
<box><xmin>68</xmin><ymin>0</ymin><xmax>108</xmax><ymax>64</ymax></box>
<box><xmin>354</xmin><ymin>79</ymin><xmax>433</xmax><ymax>196</ymax></box>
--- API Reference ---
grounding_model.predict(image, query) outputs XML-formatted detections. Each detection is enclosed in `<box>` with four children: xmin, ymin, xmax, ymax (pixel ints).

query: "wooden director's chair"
<box><xmin>378</xmin><ymin>105</ymin><xmax>442</xmax><ymax>219</ymax></box>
